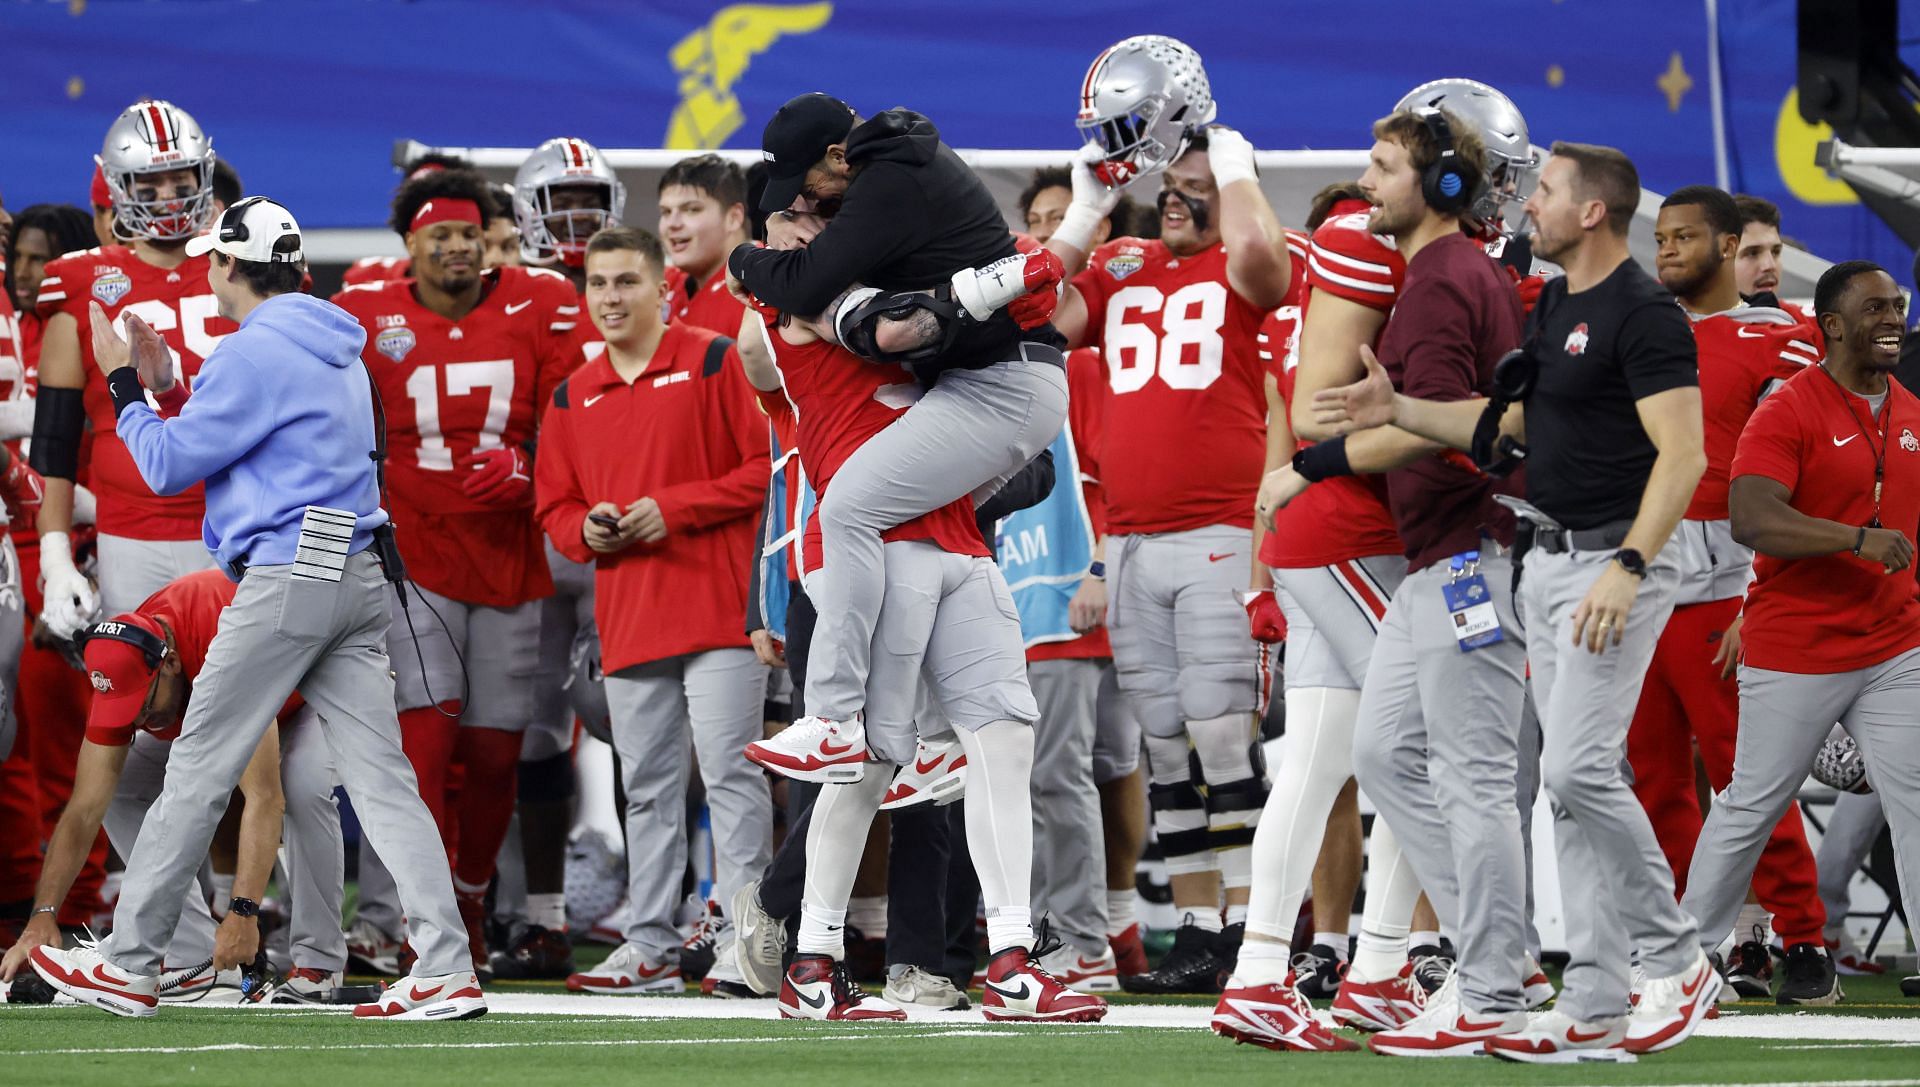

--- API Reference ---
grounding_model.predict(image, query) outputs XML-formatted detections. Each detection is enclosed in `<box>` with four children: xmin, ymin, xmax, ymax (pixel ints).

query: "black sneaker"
<box><xmin>1290</xmin><ymin>943</ymin><xmax>1346</xmax><ymax>1000</ymax></box>
<box><xmin>1902</xmin><ymin>974</ymin><xmax>1920</xmax><ymax>998</ymax></box>
<box><xmin>1409</xmin><ymin>943</ymin><xmax>1453</xmax><ymax>995</ymax></box>
<box><xmin>489</xmin><ymin>923</ymin><xmax>576</xmax><ymax>980</ymax></box>
<box><xmin>1120</xmin><ymin>919</ymin><xmax>1226</xmax><ymax>994</ymax></box>
<box><xmin>1776</xmin><ymin>941</ymin><xmax>1842</xmax><ymax>1006</ymax></box>
<box><xmin>1725</xmin><ymin>939</ymin><xmax>1774</xmax><ymax>999</ymax></box>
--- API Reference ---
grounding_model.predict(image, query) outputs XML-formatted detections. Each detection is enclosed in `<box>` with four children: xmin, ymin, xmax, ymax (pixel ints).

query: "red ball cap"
<box><xmin>82</xmin><ymin>613</ymin><xmax>164</xmax><ymax>734</ymax></box>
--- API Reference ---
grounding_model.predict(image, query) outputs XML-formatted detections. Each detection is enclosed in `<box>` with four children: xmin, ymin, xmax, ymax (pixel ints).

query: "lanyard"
<box><xmin>1816</xmin><ymin>364</ymin><xmax>1891</xmax><ymax>526</ymax></box>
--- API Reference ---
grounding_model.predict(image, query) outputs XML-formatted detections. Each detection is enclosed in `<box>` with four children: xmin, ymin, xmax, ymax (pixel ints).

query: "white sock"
<box><xmin>1186</xmin><ymin>911</ymin><xmax>1224</xmax><ymax>934</ymax></box>
<box><xmin>798</xmin><ymin>902</ymin><xmax>848</xmax><ymax>958</ymax></box>
<box><xmin>1225</xmin><ymin>903</ymin><xmax>1249</xmax><ymax>927</ymax></box>
<box><xmin>797</xmin><ymin>771</ymin><xmax>892</xmax><ymax>958</ymax></box>
<box><xmin>1106</xmin><ymin>890</ymin><xmax>1136</xmax><ymax>936</ymax></box>
<box><xmin>1352</xmin><ymin>929</ymin><xmax>1409</xmax><ymax>983</ymax></box>
<box><xmin>1410</xmin><ymin>929</ymin><xmax>1442</xmax><ymax>952</ymax></box>
<box><xmin>1736</xmin><ymin>903</ymin><xmax>1772</xmax><ymax>944</ymax></box>
<box><xmin>528</xmin><ymin>893</ymin><xmax>567</xmax><ymax>932</ymax></box>
<box><xmin>955</xmin><ymin>721</ymin><xmax>1036</xmax><ymax>953</ymax></box>
<box><xmin>211</xmin><ymin>872</ymin><xmax>235</xmax><ymax>917</ymax></box>
<box><xmin>1348</xmin><ymin>814</ymin><xmax>1417</xmax><ymax>983</ymax></box>
<box><xmin>1315</xmin><ymin>931</ymin><xmax>1350</xmax><ymax>958</ymax></box>
<box><xmin>847</xmin><ymin>895</ymin><xmax>887</xmax><ymax>938</ymax></box>
<box><xmin>1235</xmin><ymin>938</ymin><xmax>1291</xmax><ymax>987</ymax></box>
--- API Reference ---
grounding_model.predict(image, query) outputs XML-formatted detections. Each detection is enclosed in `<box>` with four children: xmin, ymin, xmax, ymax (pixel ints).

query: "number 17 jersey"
<box><xmin>1072</xmin><ymin>237</ymin><xmax>1270</xmax><ymax>535</ymax></box>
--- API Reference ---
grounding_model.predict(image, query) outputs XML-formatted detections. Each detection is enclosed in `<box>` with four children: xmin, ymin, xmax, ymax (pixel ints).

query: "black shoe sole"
<box><xmin>1901</xmin><ymin>976</ymin><xmax>1920</xmax><ymax>998</ymax></box>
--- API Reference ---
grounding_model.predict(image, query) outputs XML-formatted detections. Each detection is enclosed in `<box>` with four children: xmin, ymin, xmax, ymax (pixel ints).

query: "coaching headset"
<box><xmin>1415</xmin><ymin>108</ymin><xmax>1478</xmax><ymax>215</ymax></box>
<box><xmin>75</xmin><ymin>616</ymin><xmax>169</xmax><ymax>672</ymax></box>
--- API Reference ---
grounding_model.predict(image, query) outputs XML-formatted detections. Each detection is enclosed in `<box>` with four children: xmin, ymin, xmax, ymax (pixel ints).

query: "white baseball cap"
<box><xmin>185</xmin><ymin>196</ymin><xmax>304</xmax><ymax>263</ymax></box>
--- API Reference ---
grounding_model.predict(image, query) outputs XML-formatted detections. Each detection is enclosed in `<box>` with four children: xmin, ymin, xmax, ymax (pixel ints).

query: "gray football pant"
<box><xmin>103</xmin><ymin>555</ymin><xmax>471</xmax><ymax>978</ymax></box>
<box><xmin>95</xmin><ymin>534</ymin><xmax>218</xmax><ymax>616</ymax></box>
<box><xmin>1521</xmin><ymin>545</ymin><xmax>1697</xmax><ymax>1022</ymax></box>
<box><xmin>1352</xmin><ymin>551</ymin><xmax>1529</xmax><ymax>1015</ymax></box>
<box><xmin>1030</xmin><ymin>658</ymin><xmax>1109</xmax><ymax>957</ymax></box>
<box><xmin>1817</xmin><ymin>790</ymin><xmax>1888</xmax><ymax>936</ymax></box>
<box><xmin>604</xmin><ymin>647</ymin><xmax>770</xmax><ymax>960</ymax></box>
<box><xmin>0</xmin><ymin>536</ymin><xmax>20</xmax><ymax>760</ymax></box>
<box><xmin>803</xmin><ymin>353</ymin><xmax>1069</xmax><ymax>723</ymax></box>
<box><xmin>103</xmin><ymin>733</ymin><xmax>220</xmax><ymax>968</ymax></box>
<box><xmin>1686</xmin><ymin>649</ymin><xmax>1920</xmax><ymax>958</ymax></box>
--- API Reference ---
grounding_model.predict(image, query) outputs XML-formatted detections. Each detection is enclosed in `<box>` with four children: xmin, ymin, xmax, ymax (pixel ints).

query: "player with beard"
<box><xmin>659</xmin><ymin>154</ymin><xmax>751</xmax><ymax>336</ymax></box>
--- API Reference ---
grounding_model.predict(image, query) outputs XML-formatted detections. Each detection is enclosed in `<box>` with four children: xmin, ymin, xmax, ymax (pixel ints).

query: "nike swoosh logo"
<box><xmin>1833</xmin><ymin>434</ymin><xmax>1858</xmax><ymax>447</ymax></box>
<box><xmin>583</xmin><ymin>393</ymin><xmax>606</xmax><ymax>407</ymax></box>
<box><xmin>504</xmin><ymin>300</ymin><xmax>533</xmax><ymax>316</ymax></box>
<box><xmin>797</xmin><ymin>988</ymin><xmax>827</xmax><ymax>1008</ymax></box>
<box><xmin>92</xmin><ymin>965</ymin><xmax>132</xmax><ymax>989</ymax></box>
<box><xmin>1455</xmin><ymin>1016</ymin><xmax>1511</xmax><ymax>1032</ymax></box>
<box><xmin>819</xmin><ymin>738</ymin><xmax>854</xmax><ymax>756</ymax></box>
<box><xmin>1566</xmin><ymin>1026</ymin><xmax>1613</xmax><ymax>1042</ymax></box>
<box><xmin>1208</xmin><ymin>552</ymin><xmax>1234</xmax><ymax>562</ymax></box>
<box><xmin>1680</xmin><ymin>971</ymin><xmax>1706</xmax><ymax>998</ymax></box>
<box><xmin>410</xmin><ymin>984</ymin><xmax>445</xmax><ymax>1000</ymax></box>
<box><xmin>985</xmin><ymin>980</ymin><xmax>1033</xmax><ymax>1001</ymax></box>
<box><xmin>914</xmin><ymin>755</ymin><xmax>944</xmax><ymax>774</ymax></box>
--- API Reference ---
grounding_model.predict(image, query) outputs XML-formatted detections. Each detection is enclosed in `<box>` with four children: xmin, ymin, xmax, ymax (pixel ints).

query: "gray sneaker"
<box><xmin>884</xmin><ymin>964</ymin><xmax>970</xmax><ymax>1010</ymax></box>
<box><xmin>729</xmin><ymin>879</ymin><xmax>787</xmax><ymax>996</ymax></box>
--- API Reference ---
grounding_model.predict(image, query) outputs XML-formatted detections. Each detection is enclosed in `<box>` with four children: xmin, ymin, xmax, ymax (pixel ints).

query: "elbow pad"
<box><xmin>29</xmin><ymin>386</ymin><xmax>86</xmax><ymax>480</ymax></box>
<box><xmin>833</xmin><ymin>287</ymin><xmax>965</xmax><ymax>365</ymax></box>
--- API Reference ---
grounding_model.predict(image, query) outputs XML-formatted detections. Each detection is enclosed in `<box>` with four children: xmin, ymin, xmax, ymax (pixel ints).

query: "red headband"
<box><xmin>410</xmin><ymin>197</ymin><xmax>481</xmax><ymax>231</ymax></box>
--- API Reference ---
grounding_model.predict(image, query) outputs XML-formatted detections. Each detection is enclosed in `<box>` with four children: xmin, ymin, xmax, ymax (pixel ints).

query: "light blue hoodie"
<box><xmin>117</xmin><ymin>292</ymin><xmax>387</xmax><ymax>572</ymax></box>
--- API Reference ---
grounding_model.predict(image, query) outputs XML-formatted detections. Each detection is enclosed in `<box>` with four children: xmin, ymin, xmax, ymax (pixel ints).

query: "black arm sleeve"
<box><xmin>727</xmin><ymin>168</ymin><xmax>934</xmax><ymax>316</ymax></box>
<box><xmin>975</xmin><ymin>448</ymin><xmax>1056</xmax><ymax>527</ymax></box>
<box><xmin>28</xmin><ymin>386</ymin><xmax>86</xmax><ymax>480</ymax></box>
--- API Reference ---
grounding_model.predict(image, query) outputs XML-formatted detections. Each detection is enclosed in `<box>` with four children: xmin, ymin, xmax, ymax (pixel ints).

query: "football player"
<box><xmin>331</xmin><ymin>168</ymin><xmax>579</xmax><ymax>978</ymax></box>
<box><xmin>514</xmin><ymin>137</ymin><xmax>624</xmax><ymax>291</ymax></box>
<box><xmin>658</xmin><ymin>154</ymin><xmax>751</xmax><ymax>335</ymax></box>
<box><xmin>1046</xmin><ymin>35</ymin><xmax>1293</xmax><ymax>995</ymax></box>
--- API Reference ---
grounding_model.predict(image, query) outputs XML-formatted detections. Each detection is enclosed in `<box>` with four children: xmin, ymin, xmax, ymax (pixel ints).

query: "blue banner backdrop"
<box><xmin>1</xmin><ymin>0</ymin><xmax>1912</xmax><ymax>280</ymax></box>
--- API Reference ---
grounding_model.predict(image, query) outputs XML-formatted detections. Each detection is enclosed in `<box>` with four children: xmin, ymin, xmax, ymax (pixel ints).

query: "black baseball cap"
<box><xmin>758</xmin><ymin>93</ymin><xmax>856</xmax><ymax>214</ymax></box>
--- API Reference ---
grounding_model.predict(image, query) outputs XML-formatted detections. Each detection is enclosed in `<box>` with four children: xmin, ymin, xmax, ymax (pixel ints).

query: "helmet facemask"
<box><xmin>521</xmin><ymin>183</ymin><xmax>617</xmax><ymax>268</ymax></box>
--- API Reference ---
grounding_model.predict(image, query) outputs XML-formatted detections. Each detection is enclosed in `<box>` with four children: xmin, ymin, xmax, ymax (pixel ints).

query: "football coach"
<box><xmin>27</xmin><ymin>198</ymin><xmax>484</xmax><ymax>1021</ymax></box>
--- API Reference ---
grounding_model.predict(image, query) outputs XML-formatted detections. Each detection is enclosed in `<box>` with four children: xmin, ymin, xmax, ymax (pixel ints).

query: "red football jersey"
<box><xmin>1731</xmin><ymin>367</ymin><xmax>1920</xmax><ymax>674</ymax></box>
<box><xmin>1262</xmin><ymin>214</ymin><xmax>1404</xmax><ymax>568</ymax></box>
<box><xmin>666</xmin><ymin>265</ymin><xmax>749</xmax><ymax>337</ymax></box>
<box><xmin>1029</xmin><ymin>346</ymin><xmax>1114</xmax><ymax>663</ymax></box>
<box><xmin>332</xmin><ymin>266</ymin><xmax>578</xmax><ymax>606</ymax></box>
<box><xmin>341</xmin><ymin>255</ymin><xmax>412</xmax><ymax>287</ymax></box>
<box><xmin>1072</xmin><ymin>238</ymin><xmax>1268</xmax><ymax>534</ymax></box>
<box><xmin>1685</xmin><ymin>306</ymin><xmax>1821</xmax><ymax>521</ymax></box>
<box><xmin>35</xmin><ymin>246</ymin><xmax>237</xmax><ymax>539</ymax></box>
<box><xmin>757</xmin><ymin>324</ymin><xmax>985</xmax><ymax>573</ymax></box>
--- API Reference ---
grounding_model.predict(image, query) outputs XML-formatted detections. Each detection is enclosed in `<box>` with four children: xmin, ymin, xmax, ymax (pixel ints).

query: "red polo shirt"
<box><xmin>1731</xmin><ymin>365</ymin><xmax>1920</xmax><ymax>674</ymax></box>
<box><xmin>535</xmin><ymin>324</ymin><xmax>770</xmax><ymax>672</ymax></box>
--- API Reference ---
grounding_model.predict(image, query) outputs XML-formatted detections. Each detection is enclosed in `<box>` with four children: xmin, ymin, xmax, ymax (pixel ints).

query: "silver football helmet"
<box><xmin>96</xmin><ymin>98</ymin><xmax>216</xmax><ymax>243</ymax></box>
<box><xmin>1076</xmin><ymin>35</ymin><xmax>1217</xmax><ymax>188</ymax></box>
<box><xmin>513</xmin><ymin>137</ymin><xmax>626</xmax><ymax>267</ymax></box>
<box><xmin>1394</xmin><ymin>79</ymin><xmax>1538</xmax><ymax>234</ymax></box>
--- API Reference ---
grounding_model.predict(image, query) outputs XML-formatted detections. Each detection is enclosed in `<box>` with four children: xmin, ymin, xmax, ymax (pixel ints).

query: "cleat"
<box><xmin>879</xmin><ymin>738</ymin><xmax>967</xmax><ymax>810</ymax></box>
<box><xmin>29</xmin><ymin>943</ymin><xmax>158</xmax><ymax>1018</ymax></box>
<box><xmin>980</xmin><ymin>946</ymin><xmax>1107</xmax><ymax>1022</ymax></box>
<box><xmin>745</xmin><ymin>716</ymin><xmax>868</xmax><ymax>783</ymax></box>
<box><xmin>353</xmin><ymin>970</ymin><xmax>487</xmax><ymax>1021</ymax></box>
<box><xmin>1120</xmin><ymin>918</ymin><xmax>1226</xmax><ymax>995</ymax></box>
<box><xmin>1110</xmin><ymin>923</ymin><xmax>1149</xmax><ymax>977</ymax></box>
<box><xmin>778</xmin><ymin>954</ymin><xmax>905</xmax><ymax>1020</ymax></box>
<box><xmin>730</xmin><ymin>879</ymin><xmax>787</xmax><ymax>996</ymax></box>
<box><xmin>1724</xmin><ymin>938</ymin><xmax>1772</xmax><ymax>999</ymax></box>
<box><xmin>1290</xmin><ymin>943</ymin><xmax>1346</xmax><ymax>1000</ymax></box>
<box><xmin>1332</xmin><ymin>962</ymin><xmax>1426</xmax><ymax>1032</ymax></box>
<box><xmin>344</xmin><ymin>917</ymin><xmax>404</xmax><ymax>976</ymax></box>
<box><xmin>1901</xmin><ymin>974</ymin><xmax>1920</xmax><ymax>998</ymax></box>
<box><xmin>1036</xmin><ymin>943</ymin><xmax>1120</xmax><ymax>993</ymax></box>
<box><xmin>884</xmin><ymin>965</ymin><xmax>970</xmax><ymax>1010</ymax></box>
<box><xmin>1624</xmin><ymin>952</ymin><xmax>1720</xmax><ymax>1053</ymax></box>
<box><xmin>564</xmin><ymin>941</ymin><xmax>682</xmax><ymax>994</ymax></box>
<box><xmin>1485</xmin><ymin>1010</ymin><xmax>1634</xmax><ymax>1064</ymax></box>
<box><xmin>678</xmin><ymin>897</ymin><xmax>723</xmax><ymax>982</ymax></box>
<box><xmin>489</xmin><ymin>924</ymin><xmax>576</xmax><ymax>980</ymax></box>
<box><xmin>1409</xmin><ymin>942</ymin><xmax>1453</xmax><ymax>995</ymax></box>
<box><xmin>1775</xmin><ymin>941</ymin><xmax>1842</xmax><ymax>1006</ymax></box>
<box><xmin>1523</xmin><ymin>953</ymin><xmax>1556</xmax><ymax>1009</ymax></box>
<box><xmin>1368</xmin><ymin>970</ymin><xmax>1524</xmax><ymax>1057</ymax></box>
<box><xmin>1211</xmin><ymin>973</ymin><xmax>1360</xmax><ymax>1051</ymax></box>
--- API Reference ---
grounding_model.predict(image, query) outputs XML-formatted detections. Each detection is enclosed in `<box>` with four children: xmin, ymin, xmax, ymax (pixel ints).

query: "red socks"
<box><xmin>452</xmin><ymin>726</ymin><xmax>523</xmax><ymax>889</ymax></box>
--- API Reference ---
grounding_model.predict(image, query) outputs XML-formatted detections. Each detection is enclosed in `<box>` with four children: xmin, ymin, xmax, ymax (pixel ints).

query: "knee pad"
<box><xmin>1177</xmin><ymin>657</ymin><xmax>1258</xmax><ymax>723</ymax></box>
<box><xmin>517</xmin><ymin>751</ymin><xmax>575</xmax><ymax>805</ymax></box>
<box><xmin>1144</xmin><ymin>733</ymin><xmax>1210</xmax><ymax>875</ymax></box>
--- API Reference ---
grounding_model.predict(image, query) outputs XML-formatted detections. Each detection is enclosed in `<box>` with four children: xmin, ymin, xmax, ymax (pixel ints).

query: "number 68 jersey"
<box><xmin>1071</xmin><ymin>236</ymin><xmax>1285</xmax><ymax>535</ymax></box>
<box><xmin>332</xmin><ymin>265</ymin><xmax>578</xmax><ymax>605</ymax></box>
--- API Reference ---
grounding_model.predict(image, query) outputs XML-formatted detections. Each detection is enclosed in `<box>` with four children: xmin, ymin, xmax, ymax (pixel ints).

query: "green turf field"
<box><xmin>4</xmin><ymin>973</ymin><xmax>1917</xmax><ymax>1087</ymax></box>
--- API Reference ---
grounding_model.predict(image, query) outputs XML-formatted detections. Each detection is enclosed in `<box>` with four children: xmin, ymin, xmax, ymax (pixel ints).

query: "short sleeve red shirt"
<box><xmin>1731</xmin><ymin>366</ymin><xmax>1920</xmax><ymax>674</ymax></box>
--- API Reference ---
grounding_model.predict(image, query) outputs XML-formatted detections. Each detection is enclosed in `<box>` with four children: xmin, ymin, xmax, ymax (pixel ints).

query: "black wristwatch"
<box><xmin>1612</xmin><ymin>548</ymin><xmax>1648</xmax><ymax>578</ymax></box>
<box><xmin>227</xmin><ymin>897</ymin><xmax>260</xmax><ymax>919</ymax></box>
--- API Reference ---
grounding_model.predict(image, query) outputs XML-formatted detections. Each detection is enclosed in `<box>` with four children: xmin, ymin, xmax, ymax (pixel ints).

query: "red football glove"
<box><xmin>462</xmin><ymin>446</ymin><xmax>533</xmax><ymax>508</ymax></box>
<box><xmin>1006</xmin><ymin>249</ymin><xmax>1065</xmax><ymax>330</ymax></box>
<box><xmin>1245</xmin><ymin>589</ymin><xmax>1287</xmax><ymax>644</ymax></box>
<box><xmin>2</xmin><ymin>447</ymin><xmax>45</xmax><ymax>534</ymax></box>
<box><xmin>1505</xmin><ymin>265</ymin><xmax>1547</xmax><ymax>315</ymax></box>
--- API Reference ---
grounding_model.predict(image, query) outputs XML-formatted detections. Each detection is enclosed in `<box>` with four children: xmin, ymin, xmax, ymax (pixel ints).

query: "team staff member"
<box><xmin>659</xmin><ymin>154</ymin><xmax>751</xmax><ymax>335</ymax></box>
<box><xmin>1317</xmin><ymin>142</ymin><xmax>1717</xmax><ymax>1060</ymax></box>
<box><xmin>535</xmin><ymin>227</ymin><xmax>770</xmax><ymax>995</ymax></box>
<box><xmin>1632</xmin><ymin>186</ymin><xmax>1835</xmax><ymax>1004</ymax></box>
<box><xmin>1684</xmin><ymin>261</ymin><xmax>1920</xmax><ymax>986</ymax></box>
<box><xmin>25</xmin><ymin>198</ymin><xmax>483</xmax><ymax>1021</ymax></box>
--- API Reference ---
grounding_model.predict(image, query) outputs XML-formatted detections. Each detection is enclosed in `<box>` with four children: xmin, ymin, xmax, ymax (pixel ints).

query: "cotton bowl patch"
<box><xmin>1105</xmin><ymin>253</ymin><xmax>1144</xmax><ymax>281</ymax></box>
<box><xmin>376</xmin><ymin>327</ymin><xmax>416</xmax><ymax>362</ymax></box>
<box><xmin>92</xmin><ymin>270</ymin><xmax>133</xmax><ymax>306</ymax></box>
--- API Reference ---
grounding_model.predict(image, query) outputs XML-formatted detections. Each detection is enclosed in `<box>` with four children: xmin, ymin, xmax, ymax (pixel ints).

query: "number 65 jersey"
<box><xmin>332</xmin><ymin>265</ymin><xmax>579</xmax><ymax>606</ymax></box>
<box><xmin>1071</xmin><ymin>236</ymin><xmax>1282</xmax><ymax>534</ymax></box>
<box><xmin>35</xmin><ymin>245</ymin><xmax>237</xmax><ymax>538</ymax></box>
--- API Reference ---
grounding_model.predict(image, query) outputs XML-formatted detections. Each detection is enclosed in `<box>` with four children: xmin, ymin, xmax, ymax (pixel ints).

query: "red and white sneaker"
<box><xmin>353</xmin><ymin>970</ymin><xmax>487</xmax><ymax>1021</ymax></box>
<box><xmin>1523</xmin><ymin>953</ymin><xmax>1556</xmax><ymax>1009</ymax></box>
<box><xmin>879</xmin><ymin>738</ymin><xmax>967</xmax><ymax>810</ymax></box>
<box><xmin>778</xmin><ymin>954</ymin><xmax>906</xmax><ymax>1021</ymax></box>
<box><xmin>1332</xmin><ymin>962</ymin><xmax>1425</xmax><ymax>1032</ymax></box>
<box><xmin>1037</xmin><ymin>942</ymin><xmax>1120</xmax><ymax>993</ymax></box>
<box><xmin>1485</xmin><ymin>1010</ymin><xmax>1633</xmax><ymax>1064</ymax></box>
<box><xmin>1368</xmin><ymin>973</ymin><xmax>1526</xmax><ymax>1057</ymax></box>
<box><xmin>745</xmin><ymin>716</ymin><xmax>868</xmax><ymax>783</ymax></box>
<box><xmin>1212</xmin><ymin>973</ymin><xmax>1361</xmax><ymax>1052</ymax></box>
<box><xmin>29</xmin><ymin>943</ymin><xmax>158</xmax><ymax>1018</ymax></box>
<box><xmin>1828</xmin><ymin>937</ymin><xmax>1886</xmax><ymax>976</ymax></box>
<box><xmin>1624</xmin><ymin>952</ymin><xmax>1720</xmax><ymax>1054</ymax></box>
<box><xmin>1110</xmin><ymin>923</ymin><xmax>1149</xmax><ymax>976</ymax></box>
<box><xmin>980</xmin><ymin>946</ymin><xmax>1107</xmax><ymax>1022</ymax></box>
<box><xmin>565</xmin><ymin>941</ymin><xmax>683</xmax><ymax>994</ymax></box>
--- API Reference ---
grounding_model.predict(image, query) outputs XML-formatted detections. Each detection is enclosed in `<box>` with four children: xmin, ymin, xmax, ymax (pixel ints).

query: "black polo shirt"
<box><xmin>1522</xmin><ymin>258</ymin><xmax>1698</xmax><ymax>530</ymax></box>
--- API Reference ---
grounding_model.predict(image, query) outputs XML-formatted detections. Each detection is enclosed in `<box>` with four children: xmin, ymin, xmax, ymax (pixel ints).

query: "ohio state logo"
<box><xmin>1564</xmin><ymin>323</ymin><xmax>1590</xmax><ymax>357</ymax></box>
<box><xmin>1902</xmin><ymin>427</ymin><xmax>1918</xmax><ymax>453</ymax></box>
<box><xmin>89</xmin><ymin>671</ymin><xmax>113</xmax><ymax>692</ymax></box>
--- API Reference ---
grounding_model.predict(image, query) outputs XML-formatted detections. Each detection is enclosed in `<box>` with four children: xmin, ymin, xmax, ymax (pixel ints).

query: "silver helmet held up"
<box><xmin>1393</xmin><ymin>78</ymin><xmax>1538</xmax><ymax>234</ymax></box>
<box><xmin>96</xmin><ymin>98</ymin><xmax>217</xmax><ymax>243</ymax></box>
<box><xmin>1076</xmin><ymin>35</ymin><xmax>1217</xmax><ymax>189</ymax></box>
<box><xmin>513</xmin><ymin>137</ymin><xmax>626</xmax><ymax>268</ymax></box>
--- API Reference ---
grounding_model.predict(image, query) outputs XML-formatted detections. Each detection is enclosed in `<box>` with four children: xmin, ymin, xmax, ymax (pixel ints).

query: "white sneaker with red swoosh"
<box><xmin>1485</xmin><ymin>1010</ymin><xmax>1634</xmax><ymax>1064</ymax></box>
<box><xmin>879</xmin><ymin>738</ymin><xmax>967</xmax><ymax>810</ymax></box>
<box><xmin>1624</xmin><ymin>951</ymin><xmax>1721</xmax><ymax>1053</ymax></box>
<box><xmin>1036</xmin><ymin>942</ymin><xmax>1120</xmax><ymax>992</ymax></box>
<box><xmin>1523</xmin><ymin>953</ymin><xmax>1556</xmax><ymax>1009</ymax></box>
<box><xmin>565</xmin><ymin>941</ymin><xmax>683</xmax><ymax>994</ymax></box>
<box><xmin>745</xmin><ymin>716</ymin><xmax>868</xmax><ymax>783</ymax></box>
<box><xmin>353</xmin><ymin>970</ymin><xmax>488</xmax><ymax>1021</ymax></box>
<box><xmin>1367</xmin><ymin>971</ymin><xmax>1526</xmax><ymax>1057</ymax></box>
<box><xmin>28</xmin><ymin>943</ymin><xmax>158</xmax><ymax>1018</ymax></box>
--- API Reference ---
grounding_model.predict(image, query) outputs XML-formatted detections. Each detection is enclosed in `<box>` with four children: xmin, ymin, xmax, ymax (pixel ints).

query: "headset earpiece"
<box><xmin>1415</xmin><ymin>108</ymin><xmax>1477</xmax><ymax>216</ymax></box>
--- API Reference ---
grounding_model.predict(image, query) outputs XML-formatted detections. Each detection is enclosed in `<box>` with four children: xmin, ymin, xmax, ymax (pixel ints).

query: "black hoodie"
<box><xmin>728</xmin><ymin>109</ymin><xmax>1044</xmax><ymax>379</ymax></box>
